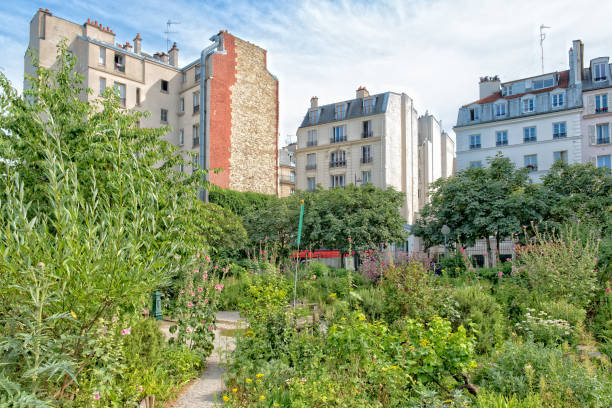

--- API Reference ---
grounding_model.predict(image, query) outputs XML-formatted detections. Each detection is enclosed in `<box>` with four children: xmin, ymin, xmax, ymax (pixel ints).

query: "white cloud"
<box><xmin>3</xmin><ymin>0</ymin><xmax>612</xmax><ymax>144</ymax></box>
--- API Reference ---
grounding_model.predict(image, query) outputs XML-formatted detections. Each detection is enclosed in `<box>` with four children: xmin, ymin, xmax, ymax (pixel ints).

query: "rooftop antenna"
<box><xmin>165</xmin><ymin>20</ymin><xmax>180</xmax><ymax>52</ymax></box>
<box><xmin>540</xmin><ymin>24</ymin><xmax>550</xmax><ymax>74</ymax></box>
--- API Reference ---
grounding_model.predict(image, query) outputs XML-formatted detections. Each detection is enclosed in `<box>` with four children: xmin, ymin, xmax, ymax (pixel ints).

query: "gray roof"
<box><xmin>298</xmin><ymin>93</ymin><xmax>390</xmax><ymax>129</ymax></box>
<box><xmin>581</xmin><ymin>67</ymin><xmax>612</xmax><ymax>91</ymax></box>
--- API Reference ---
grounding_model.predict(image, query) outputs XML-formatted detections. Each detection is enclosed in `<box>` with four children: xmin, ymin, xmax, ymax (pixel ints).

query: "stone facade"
<box><xmin>24</xmin><ymin>9</ymin><xmax>279</xmax><ymax>195</ymax></box>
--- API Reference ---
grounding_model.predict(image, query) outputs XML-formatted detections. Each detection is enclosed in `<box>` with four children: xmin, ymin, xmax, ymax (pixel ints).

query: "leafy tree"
<box><xmin>413</xmin><ymin>154</ymin><xmax>546</xmax><ymax>258</ymax></box>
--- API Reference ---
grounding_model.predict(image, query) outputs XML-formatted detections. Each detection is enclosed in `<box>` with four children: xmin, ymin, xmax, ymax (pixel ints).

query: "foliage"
<box><xmin>439</xmin><ymin>251</ymin><xmax>470</xmax><ymax>277</ymax></box>
<box><xmin>209</xmin><ymin>186</ymin><xmax>279</xmax><ymax>218</ymax></box>
<box><xmin>358</xmin><ymin>249</ymin><xmax>388</xmax><ymax>283</ymax></box>
<box><xmin>514</xmin><ymin>309</ymin><xmax>574</xmax><ymax>346</ymax></box>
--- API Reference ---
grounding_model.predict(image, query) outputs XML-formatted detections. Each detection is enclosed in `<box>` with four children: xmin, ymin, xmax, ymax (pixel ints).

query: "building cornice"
<box><xmin>454</xmin><ymin>107</ymin><xmax>583</xmax><ymax>131</ymax></box>
<box><xmin>457</xmin><ymin>135</ymin><xmax>581</xmax><ymax>154</ymax></box>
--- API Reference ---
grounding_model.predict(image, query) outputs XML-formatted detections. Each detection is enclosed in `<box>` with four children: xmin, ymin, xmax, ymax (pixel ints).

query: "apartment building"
<box><xmin>454</xmin><ymin>40</ymin><xmax>588</xmax><ymax>180</ymax></box>
<box><xmin>295</xmin><ymin>87</ymin><xmax>454</xmax><ymax>225</ymax></box>
<box><xmin>278</xmin><ymin>143</ymin><xmax>296</xmax><ymax>197</ymax></box>
<box><xmin>25</xmin><ymin>8</ymin><xmax>279</xmax><ymax>195</ymax></box>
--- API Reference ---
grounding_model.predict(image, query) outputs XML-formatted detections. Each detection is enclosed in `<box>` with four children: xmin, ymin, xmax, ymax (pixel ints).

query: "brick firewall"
<box><xmin>208</xmin><ymin>33</ymin><xmax>237</xmax><ymax>189</ymax></box>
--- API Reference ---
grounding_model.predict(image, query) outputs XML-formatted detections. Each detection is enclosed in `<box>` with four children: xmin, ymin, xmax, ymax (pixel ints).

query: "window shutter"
<box><xmin>588</xmin><ymin>125</ymin><xmax>596</xmax><ymax>145</ymax></box>
<box><xmin>588</xmin><ymin>95</ymin><xmax>595</xmax><ymax>111</ymax></box>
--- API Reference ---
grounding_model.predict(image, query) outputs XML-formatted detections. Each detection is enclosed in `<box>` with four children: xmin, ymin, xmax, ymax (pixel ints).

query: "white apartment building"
<box><xmin>455</xmin><ymin>40</ymin><xmax>586</xmax><ymax>180</ymax></box>
<box><xmin>295</xmin><ymin>87</ymin><xmax>454</xmax><ymax>225</ymax></box>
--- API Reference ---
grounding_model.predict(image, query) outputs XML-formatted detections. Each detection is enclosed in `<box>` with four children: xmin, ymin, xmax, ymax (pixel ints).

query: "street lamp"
<box><xmin>441</xmin><ymin>225</ymin><xmax>450</xmax><ymax>255</ymax></box>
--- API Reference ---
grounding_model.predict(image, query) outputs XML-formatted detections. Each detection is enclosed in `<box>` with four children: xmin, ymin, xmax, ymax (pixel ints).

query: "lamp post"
<box><xmin>441</xmin><ymin>225</ymin><xmax>450</xmax><ymax>255</ymax></box>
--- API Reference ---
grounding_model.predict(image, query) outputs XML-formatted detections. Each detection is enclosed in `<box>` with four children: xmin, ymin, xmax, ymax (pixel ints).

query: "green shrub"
<box><xmin>122</xmin><ymin>318</ymin><xmax>165</xmax><ymax>369</ymax></box>
<box><xmin>514</xmin><ymin>309</ymin><xmax>574</xmax><ymax>346</ymax></box>
<box><xmin>452</xmin><ymin>284</ymin><xmax>505</xmax><ymax>354</ymax></box>
<box><xmin>355</xmin><ymin>286</ymin><xmax>386</xmax><ymax>321</ymax></box>
<box><xmin>308</xmin><ymin>261</ymin><xmax>330</xmax><ymax>278</ymax></box>
<box><xmin>439</xmin><ymin>251</ymin><xmax>469</xmax><ymax>277</ymax></box>
<box><xmin>476</xmin><ymin>390</ymin><xmax>545</xmax><ymax>408</ymax></box>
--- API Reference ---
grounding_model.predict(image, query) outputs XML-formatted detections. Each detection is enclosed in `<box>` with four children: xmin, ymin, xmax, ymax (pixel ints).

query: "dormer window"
<box><xmin>594</xmin><ymin>63</ymin><xmax>607</xmax><ymax>82</ymax></box>
<box><xmin>469</xmin><ymin>107</ymin><xmax>479</xmax><ymax>121</ymax></box>
<box><xmin>502</xmin><ymin>85</ymin><xmax>513</xmax><ymax>96</ymax></box>
<box><xmin>532</xmin><ymin>78</ymin><xmax>554</xmax><ymax>90</ymax></box>
<box><xmin>494</xmin><ymin>103</ymin><xmax>506</xmax><ymax>117</ymax></box>
<box><xmin>363</xmin><ymin>98</ymin><xmax>375</xmax><ymax>114</ymax></box>
<box><xmin>308</xmin><ymin>109</ymin><xmax>319</xmax><ymax>124</ymax></box>
<box><xmin>335</xmin><ymin>104</ymin><xmax>347</xmax><ymax>120</ymax></box>
<box><xmin>522</xmin><ymin>97</ymin><xmax>535</xmax><ymax>113</ymax></box>
<box><xmin>551</xmin><ymin>92</ymin><xmax>564</xmax><ymax>108</ymax></box>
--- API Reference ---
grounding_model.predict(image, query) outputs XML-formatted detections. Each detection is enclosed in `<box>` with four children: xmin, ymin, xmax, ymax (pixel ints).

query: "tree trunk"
<box><xmin>486</xmin><ymin>234</ymin><xmax>492</xmax><ymax>268</ymax></box>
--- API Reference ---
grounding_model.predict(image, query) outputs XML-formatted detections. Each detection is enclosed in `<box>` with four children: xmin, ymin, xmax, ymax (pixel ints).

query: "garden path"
<box><xmin>164</xmin><ymin>311</ymin><xmax>242</xmax><ymax>408</ymax></box>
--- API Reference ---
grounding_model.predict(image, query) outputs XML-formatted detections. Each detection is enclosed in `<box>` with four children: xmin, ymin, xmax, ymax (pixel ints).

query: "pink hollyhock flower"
<box><xmin>205</xmin><ymin>255</ymin><xmax>211</xmax><ymax>262</ymax></box>
<box><xmin>93</xmin><ymin>391</ymin><xmax>100</xmax><ymax>400</ymax></box>
<box><xmin>577</xmin><ymin>219</ymin><xmax>581</xmax><ymax>223</ymax></box>
<box><xmin>194</xmin><ymin>270</ymin><xmax>199</xmax><ymax>274</ymax></box>
<box><xmin>203</xmin><ymin>273</ymin><xmax>208</xmax><ymax>279</ymax></box>
<box><xmin>196</xmin><ymin>301</ymin><xmax>201</xmax><ymax>306</ymax></box>
<box><xmin>186</xmin><ymin>327</ymin><xmax>193</xmax><ymax>333</ymax></box>
<box><xmin>347</xmin><ymin>237</ymin><xmax>352</xmax><ymax>242</ymax></box>
<box><xmin>208</xmin><ymin>326</ymin><xmax>214</xmax><ymax>331</ymax></box>
<box><xmin>138</xmin><ymin>385</ymin><xmax>144</xmax><ymax>393</ymax></box>
<box><xmin>190</xmin><ymin>291</ymin><xmax>195</xmax><ymax>297</ymax></box>
<box><xmin>215</xmin><ymin>284</ymin><xmax>224</xmax><ymax>292</ymax></box>
<box><xmin>214</xmin><ymin>265</ymin><xmax>219</xmax><ymax>269</ymax></box>
<box><xmin>198</xmin><ymin>287</ymin><xmax>203</xmax><ymax>292</ymax></box>
<box><xmin>111</xmin><ymin>316</ymin><xmax>117</xmax><ymax>323</ymax></box>
<box><xmin>597</xmin><ymin>238</ymin><xmax>601</xmax><ymax>242</ymax></box>
<box><xmin>497</xmin><ymin>272</ymin><xmax>503</xmax><ymax>278</ymax></box>
<box><xmin>180</xmin><ymin>289</ymin><xmax>184</xmax><ymax>294</ymax></box>
<box><xmin>196</xmin><ymin>253</ymin><xmax>201</xmax><ymax>258</ymax></box>
<box><xmin>102</xmin><ymin>326</ymin><xmax>107</xmax><ymax>335</ymax></box>
<box><xmin>606</xmin><ymin>288</ymin><xmax>611</xmax><ymax>293</ymax></box>
<box><xmin>187</xmin><ymin>302</ymin><xmax>194</xmax><ymax>307</ymax></box>
<box><xmin>121</xmin><ymin>327</ymin><xmax>131</xmax><ymax>336</ymax></box>
<box><xmin>204</xmin><ymin>299</ymin><xmax>209</xmax><ymax>304</ymax></box>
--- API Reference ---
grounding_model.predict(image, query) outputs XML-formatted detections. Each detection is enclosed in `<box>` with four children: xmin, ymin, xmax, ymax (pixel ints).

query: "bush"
<box><xmin>308</xmin><ymin>261</ymin><xmax>330</xmax><ymax>278</ymax></box>
<box><xmin>514</xmin><ymin>309</ymin><xmax>574</xmax><ymax>346</ymax></box>
<box><xmin>439</xmin><ymin>251</ymin><xmax>469</xmax><ymax>277</ymax></box>
<box><xmin>452</xmin><ymin>284</ymin><xmax>505</xmax><ymax>354</ymax></box>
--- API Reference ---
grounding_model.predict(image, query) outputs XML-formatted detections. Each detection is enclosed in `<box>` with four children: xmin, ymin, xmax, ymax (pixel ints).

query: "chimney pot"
<box><xmin>133</xmin><ymin>33</ymin><xmax>142</xmax><ymax>54</ymax></box>
<box><xmin>310</xmin><ymin>96</ymin><xmax>318</xmax><ymax>108</ymax></box>
<box><xmin>356</xmin><ymin>86</ymin><xmax>369</xmax><ymax>98</ymax></box>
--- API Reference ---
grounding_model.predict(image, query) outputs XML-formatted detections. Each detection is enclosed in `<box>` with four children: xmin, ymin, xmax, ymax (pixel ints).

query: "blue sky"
<box><xmin>2</xmin><ymin>0</ymin><xmax>612</xmax><ymax>144</ymax></box>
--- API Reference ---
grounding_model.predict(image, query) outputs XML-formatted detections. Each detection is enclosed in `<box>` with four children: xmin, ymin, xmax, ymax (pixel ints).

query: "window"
<box><xmin>290</xmin><ymin>188</ymin><xmax>295</xmax><ymax>195</ymax></box>
<box><xmin>179</xmin><ymin>163</ymin><xmax>184</xmax><ymax>173</ymax></box>
<box><xmin>290</xmin><ymin>171</ymin><xmax>296</xmax><ymax>182</ymax></box>
<box><xmin>553</xmin><ymin>122</ymin><xmax>567</xmax><ymax>139</ymax></box>
<box><xmin>192</xmin><ymin>124</ymin><xmax>200</xmax><ymax>147</ymax></box>
<box><xmin>596</xmin><ymin>123</ymin><xmax>610</xmax><ymax>144</ymax></box>
<box><xmin>309</xmin><ymin>110</ymin><xmax>319</xmax><ymax>124</ymax></box>
<box><xmin>99</xmin><ymin>77</ymin><xmax>106</xmax><ymax>95</ymax></box>
<box><xmin>330</xmin><ymin>150</ymin><xmax>346</xmax><ymax>168</ymax></box>
<box><xmin>469</xmin><ymin>161</ymin><xmax>482</xmax><ymax>168</ymax></box>
<box><xmin>594</xmin><ymin>63</ymin><xmax>607</xmax><ymax>81</ymax></box>
<box><xmin>193</xmin><ymin>153</ymin><xmax>199</xmax><ymax>169</ymax></box>
<box><xmin>330</xmin><ymin>174</ymin><xmax>345</xmax><ymax>188</ymax></box>
<box><xmin>552</xmin><ymin>93</ymin><xmax>564</xmax><ymax>107</ymax></box>
<box><xmin>136</xmin><ymin>87</ymin><xmax>141</xmax><ymax>105</ymax></box>
<box><xmin>596</xmin><ymin>94</ymin><xmax>608</xmax><ymax>113</ymax></box>
<box><xmin>523</xmin><ymin>98</ymin><xmax>534</xmax><ymax>113</ymax></box>
<box><xmin>307</xmin><ymin>130</ymin><xmax>317</xmax><ymax>146</ymax></box>
<box><xmin>179</xmin><ymin>98</ymin><xmax>185</xmax><ymax>113</ymax></box>
<box><xmin>523</xmin><ymin>127</ymin><xmax>537</xmax><ymax>143</ymax></box>
<box><xmin>331</xmin><ymin>125</ymin><xmax>346</xmax><ymax>143</ymax></box>
<box><xmin>195</xmin><ymin>66</ymin><xmax>201</xmax><ymax>82</ymax></box>
<box><xmin>113</xmin><ymin>83</ymin><xmax>126</xmax><ymax>107</ymax></box>
<box><xmin>161</xmin><ymin>109</ymin><xmax>168</xmax><ymax>122</ymax></box>
<box><xmin>524</xmin><ymin>154</ymin><xmax>538</xmax><ymax>171</ymax></box>
<box><xmin>469</xmin><ymin>107</ymin><xmax>479</xmax><ymax>121</ymax></box>
<box><xmin>306</xmin><ymin>153</ymin><xmax>316</xmax><ymax>170</ymax></box>
<box><xmin>193</xmin><ymin>92</ymin><xmax>200</xmax><ymax>113</ymax></box>
<box><xmin>182</xmin><ymin>72</ymin><xmax>187</xmax><ymax>83</ymax></box>
<box><xmin>361</xmin><ymin>171</ymin><xmax>372</xmax><ymax>185</ymax></box>
<box><xmin>532</xmin><ymin>78</ymin><xmax>554</xmax><ymax>90</ymax></box>
<box><xmin>361</xmin><ymin>145</ymin><xmax>372</xmax><ymax>163</ymax></box>
<box><xmin>494</xmin><ymin>103</ymin><xmax>506</xmax><ymax>117</ymax></box>
<box><xmin>363</xmin><ymin>98</ymin><xmax>375</xmax><ymax>114</ymax></box>
<box><xmin>114</xmin><ymin>54</ymin><xmax>125</xmax><ymax>72</ymax></box>
<box><xmin>179</xmin><ymin>129</ymin><xmax>185</xmax><ymax>146</ymax></box>
<box><xmin>553</xmin><ymin>150</ymin><xmax>568</xmax><ymax>164</ymax></box>
<box><xmin>99</xmin><ymin>47</ymin><xmax>106</xmax><ymax>65</ymax></box>
<box><xmin>502</xmin><ymin>85</ymin><xmax>513</xmax><ymax>96</ymax></box>
<box><xmin>307</xmin><ymin>177</ymin><xmax>316</xmax><ymax>191</ymax></box>
<box><xmin>335</xmin><ymin>104</ymin><xmax>346</xmax><ymax>120</ymax></box>
<box><xmin>469</xmin><ymin>134</ymin><xmax>481</xmax><ymax>149</ymax></box>
<box><xmin>161</xmin><ymin>80</ymin><xmax>169</xmax><ymax>92</ymax></box>
<box><xmin>495</xmin><ymin>130</ymin><xmax>508</xmax><ymax>146</ymax></box>
<box><xmin>597</xmin><ymin>154</ymin><xmax>611</xmax><ymax>169</ymax></box>
<box><xmin>363</xmin><ymin>120</ymin><xmax>372</xmax><ymax>138</ymax></box>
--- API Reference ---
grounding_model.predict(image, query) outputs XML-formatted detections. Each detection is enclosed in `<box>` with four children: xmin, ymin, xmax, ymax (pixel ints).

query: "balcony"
<box><xmin>595</xmin><ymin>76</ymin><xmax>607</xmax><ymax>82</ymax></box>
<box><xmin>307</xmin><ymin>140</ymin><xmax>317</xmax><ymax>147</ymax></box>
<box><xmin>361</xmin><ymin>157</ymin><xmax>372</xmax><ymax>164</ymax></box>
<box><xmin>469</xmin><ymin>144</ymin><xmax>481</xmax><ymax>150</ymax></box>
<box><xmin>279</xmin><ymin>175</ymin><xmax>295</xmax><ymax>183</ymax></box>
<box><xmin>329</xmin><ymin>160</ymin><xmax>346</xmax><ymax>168</ymax></box>
<box><xmin>553</xmin><ymin>133</ymin><xmax>567</xmax><ymax>139</ymax></box>
<box><xmin>193</xmin><ymin>137</ymin><xmax>200</xmax><ymax>148</ymax></box>
<box><xmin>525</xmin><ymin>164</ymin><xmax>538</xmax><ymax>172</ymax></box>
<box><xmin>496</xmin><ymin>141</ymin><xmax>508</xmax><ymax>146</ymax></box>
<box><xmin>305</xmin><ymin>163</ymin><xmax>316</xmax><ymax>170</ymax></box>
<box><xmin>596</xmin><ymin>107</ymin><xmax>608</xmax><ymax>113</ymax></box>
<box><xmin>114</xmin><ymin>63</ymin><xmax>125</xmax><ymax>73</ymax></box>
<box><xmin>362</xmin><ymin>131</ymin><xmax>373</xmax><ymax>138</ymax></box>
<box><xmin>330</xmin><ymin>136</ymin><xmax>347</xmax><ymax>144</ymax></box>
<box><xmin>193</xmin><ymin>105</ymin><xmax>200</xmax><ymax>114</ymax></box>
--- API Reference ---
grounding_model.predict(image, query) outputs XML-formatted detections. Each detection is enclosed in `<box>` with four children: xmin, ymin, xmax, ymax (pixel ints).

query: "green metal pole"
<box><xmin>294</xmin><ymin>200</ymin><xmax>305</xmax><ymax>310</ymax></box>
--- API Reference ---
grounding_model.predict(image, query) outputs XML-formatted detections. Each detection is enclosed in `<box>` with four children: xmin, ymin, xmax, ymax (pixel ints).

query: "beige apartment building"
<box><xmin>25</xmin><ymin>8</ymin><xmax>279</xmax><ymax>195</ymax></box>
<box><xmin>278</xmin><ymin>143</ymin><xmax>296</xmax><ymax>197</ymax></box>
<box><xmin>295</xmin><ymin>87</ymin><xmax>455</xmax><ymax>225</ymax></box>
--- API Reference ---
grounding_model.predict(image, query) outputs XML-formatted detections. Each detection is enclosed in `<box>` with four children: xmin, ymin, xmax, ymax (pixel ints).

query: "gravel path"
<box><xmin>164</xmin><ymin>311</ymin><xmax>242</xmax><ymax>408</ymax></box>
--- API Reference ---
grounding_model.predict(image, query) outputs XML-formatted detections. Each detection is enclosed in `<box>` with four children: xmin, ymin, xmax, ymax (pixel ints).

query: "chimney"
<box><xmin>356</xmin><ymin>86</ymin><xmax>369</xmax><ymax>98</ymax></box>
<box><xmin>310</xmin><ymin>96</ymin><xmax>318</xmax><ymax>108</ymax></box>
<box><xmin>160</xmin><ymin>52</ymin><xmax>169</xmax><ymax>63</ymax></box>
<box><xmin>124</xmin><ymin>41</ymin><xmax>132</xmax><ymax>53</ymax></box>
<box><xmin>153</xmin><ymin>52</ymin><xmax>160</xmax><ymax>60</ymax></box>
<box><xmin>133</xmin><ymin>33</ymin><xmax>142</xmax><ymax>55</ymax></box>
<box><xmin>478</xmin><ymin>75</ymin><xmax>501</xmax><ymax>99</ymax></box>
<box><xmin>569</xmin><ymin>39</ymin><xmax>584</xmax><ymax>85</ymax></box>
<box><xmin>169</xmin><ymin>42</ymin><xmax>179</xmax><ymax>67</ymax></box>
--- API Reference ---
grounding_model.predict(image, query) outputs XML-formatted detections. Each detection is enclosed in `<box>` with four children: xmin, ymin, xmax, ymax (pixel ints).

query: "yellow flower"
<box><xmin>357</xmin><ymin>314</ymin><xmax>366</xmax><ymax>321</ymax></box>
<box><xmin>222</xmin><ymin>395</ymin><xmax>229</xmax><ymax>402</ymax></box>
<box><xmin>274</xmin><ymin>403</ymin><xmax>280</xmax><ymax>407</ymax></box>
<box><xmin>329</xmin><ymin>293</ymin><xmax>336</xmax><ymax>298</ymax></box>
<box><xmin>232</xmin><ymin>388</ymin><xmax>237</xmax><ymax>393</ymax></box>
<box><xmin>256</xmin><ymin>373</ymin><xmax>264</xmax><ymax>378</ymax></box>
<box><xmin>246</xmin><ymin>378</ymin><xmax>252</xmax><ymax>383</ymax></box>
<box><xmin>246</xmin><ymin>330</ymin><xmax>254</xmax><ymax>337</ymax></box>
<box><xmin>70</xmin><ymin>310</ymin><xmax>77</xmax><ymax>319</ymax></box>
<box><xmin>259</xmin><ymin>395</ymin><xmax>265</xmax><ymax>400</ymax></box>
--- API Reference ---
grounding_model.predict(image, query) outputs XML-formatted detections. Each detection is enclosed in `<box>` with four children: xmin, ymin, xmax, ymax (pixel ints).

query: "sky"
<box><xmin>2</xmin><ymin>0</ymin><xmax>612</xmax><ymax>145</ymax></box>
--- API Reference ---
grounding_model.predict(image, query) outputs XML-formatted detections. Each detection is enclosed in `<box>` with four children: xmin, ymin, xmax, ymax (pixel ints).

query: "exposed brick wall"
<box><xmin>227</xmin><ymin>34</ymin><xmax>278</xmax><ymax>194</ymax></box>
<box><xmin>208</xmin><ymin>33</ymin><xmax>237</xmax><ymax>189</ymax></box>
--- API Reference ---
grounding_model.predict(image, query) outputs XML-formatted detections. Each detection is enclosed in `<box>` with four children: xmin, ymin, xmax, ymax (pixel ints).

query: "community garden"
<box><xmin>0</xmin><ymin>45</ymin><xmax>611</xmax><ymax>408</ymax></box>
